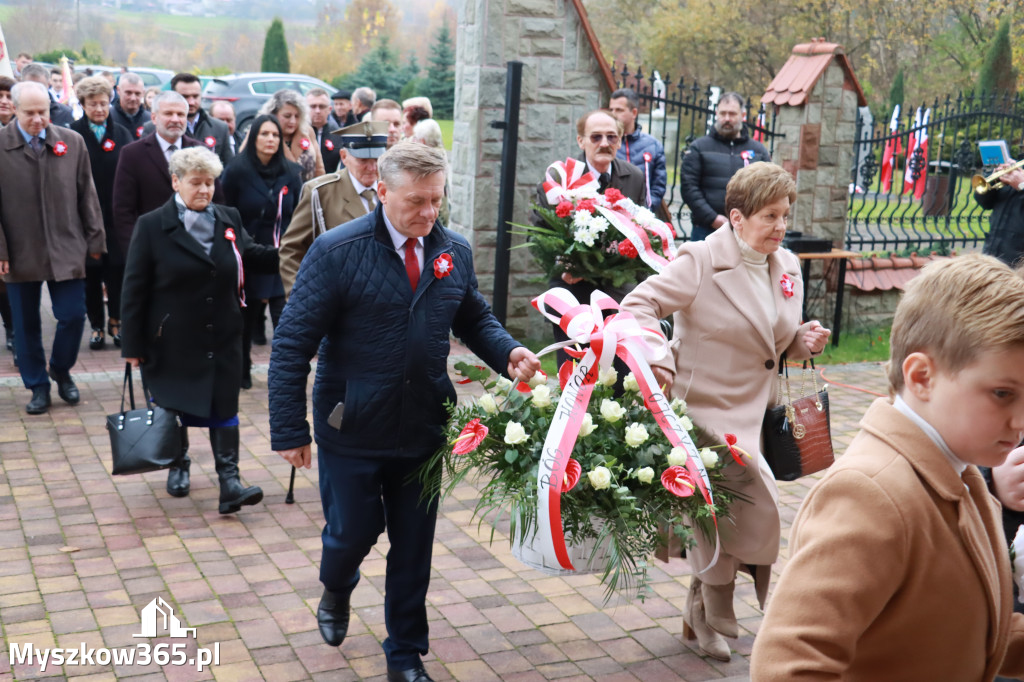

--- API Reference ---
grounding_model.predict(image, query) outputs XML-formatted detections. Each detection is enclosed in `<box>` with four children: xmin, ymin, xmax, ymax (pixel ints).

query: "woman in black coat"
<box><xmin>221</xmin><ymin>114</ymin><xmax>302</xmax><ymax>388</ymax></box>
<box><xmin>71</xmin><ymin>76</ymin><xmax>135</xmax><ymax>349</ymax></box>
<box><xmin>121</xmin><ymin>146</ymin><xmax>278</xmax><ymax>514</ymax></box>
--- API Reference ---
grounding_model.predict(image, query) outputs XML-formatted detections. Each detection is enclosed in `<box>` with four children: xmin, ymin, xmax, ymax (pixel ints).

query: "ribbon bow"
<box><xmin>542</xmin><ymin>158</ymin><xmax>600</xmax><ymax>206</ymax></box>
<box><xmin>528</xmin><ymin>287</ymin><xmax>720</xmax><ymax>573</ymax></box>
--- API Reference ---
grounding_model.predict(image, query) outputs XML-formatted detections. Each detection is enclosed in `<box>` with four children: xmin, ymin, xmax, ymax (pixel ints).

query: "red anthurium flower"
<box><xmin>575</xmin><ymin>198</ymin><xmax>596</xmax><ymax>214</ymax></box>
<box><xmin>558</xmin><ymin>359</ymin><xmax>575</xmax><ymax>391</ymax></box>
<box><xmin>102</xmin><ymin>139</ymin><xmax>116</xmax><ymax>152</ymax></box>
<box><xmin>204</xmin><ymin>136</ymin><xmax>216</xmax><ymax>148</ymax></box>
<box><xmin>555</xmin><ymin>200</ymin><xmax>573</xmax><ymax>218</ymax></box>
<box><xmin>779</xmin><ymin>274</ymin><xmax>795</xmax><ymax>299</ymax></box>
<box><xmin>661</xmin><ymin>466</ymin><xmax>696</xmax><ymax>498</ymax></box>
<box><xmin>724</xmin><ymin>433</ymin><xmax>749</xmax><ymax>466</ymax></box>
<box><xmin>618</xmin><ymin>240</ymin><xmax>638</xmax><ymax>259</ymax></box>
<box><xmin>452</xmin><ymin>418</ymin><xmax>489</xmax><ymax>455</ymax></box>
<box><xmin>561</xmin><ymin>458</ymin><xmax>582</xmax><ymax>492</ymax></box>
<box><xmin>433</xmin><ymin>253</ymin><xmax>453</xmax><ymax>279</ymax></box>
<box><xmin>53</xmin><ymin>141</ymin><xmax>68</xmax><ymax>156</ymax></box>
<box><xmin>604</xmin><ymin>187</ymin><xmax>625</xmax><ymax>204</ymax></box>
<box><xmin>300</xmin><ymin>138</ymin><xmax>311</xmax><ymax>150</ymax></box>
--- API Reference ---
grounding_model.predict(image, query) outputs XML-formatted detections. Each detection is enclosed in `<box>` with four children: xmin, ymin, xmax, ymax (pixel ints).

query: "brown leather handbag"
<box><xmin>761</xmin><ymin>357</ymin><xmax>834</xmax><ymax>481</ymax></box>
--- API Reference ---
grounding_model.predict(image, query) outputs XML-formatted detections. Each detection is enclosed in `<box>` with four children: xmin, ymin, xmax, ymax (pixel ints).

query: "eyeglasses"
<box><xmin>589</xmin><ymin>133</ymin><xmax>620</xmax><ymax>144</ymax></box>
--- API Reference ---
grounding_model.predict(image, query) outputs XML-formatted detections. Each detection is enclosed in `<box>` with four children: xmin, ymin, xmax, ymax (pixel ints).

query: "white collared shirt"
<box><xmin>382</xmin><ymin>209</ymin><xmax>423</xmax><ymax>274</ymax></box>
<box><xmin>157</xmin><ymin>134</ymin><xmax>182</xmax><ymax>162</ymax></box>
<box><xmin>893</xmin><ymin>395</ymin><xmax>968</xmax><ymax>480</ymax></box>
<box><xmin>348</xmin><ymin>173</ymin><xmax>379</xmax><ymax>215</ymax></box>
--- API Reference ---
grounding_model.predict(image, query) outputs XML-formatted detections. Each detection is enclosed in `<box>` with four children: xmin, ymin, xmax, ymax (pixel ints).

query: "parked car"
<box><xmin>73</xmin><ymin>65</ymin><xmax>174</xmax><ymax>89</ymax></box>
<box><xmin>201</xmin><ymin>73</ymin><xmax>337</xmax><ymax>137</ymax></box>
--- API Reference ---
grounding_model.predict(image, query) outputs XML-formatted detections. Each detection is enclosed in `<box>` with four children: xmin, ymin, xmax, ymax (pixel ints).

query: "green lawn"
<box><xmin>437</xmin><ymin>119</ymin><xmax>454</xmax><ymax>151</ymax></box>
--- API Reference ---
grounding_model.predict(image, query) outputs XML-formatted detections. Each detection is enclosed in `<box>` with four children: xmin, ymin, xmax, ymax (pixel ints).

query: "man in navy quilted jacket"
<box><xmin>268</xmin><ymin>142</ymin><xmax>541</xmax><ymax>682</ymax></box>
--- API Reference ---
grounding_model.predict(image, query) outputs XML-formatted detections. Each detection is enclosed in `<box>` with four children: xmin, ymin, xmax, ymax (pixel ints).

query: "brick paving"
<box><xmin>0</xmin><ymin>302</ymin><xmax>890</xmax><ymax>681</ymax></box>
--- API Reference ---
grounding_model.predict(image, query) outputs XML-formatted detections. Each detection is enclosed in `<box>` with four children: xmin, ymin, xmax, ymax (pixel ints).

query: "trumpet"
<box><xmin>972</xmin><ymin>159</ymin><xmax>1024</xmax><ymax>194</ymax></box>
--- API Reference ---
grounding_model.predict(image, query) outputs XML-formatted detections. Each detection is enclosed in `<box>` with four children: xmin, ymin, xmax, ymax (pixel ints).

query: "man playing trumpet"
<box><xmin>974</xmin><ymin>159</ymin><xmax>1024</xmax><ymax>267</ymax></box>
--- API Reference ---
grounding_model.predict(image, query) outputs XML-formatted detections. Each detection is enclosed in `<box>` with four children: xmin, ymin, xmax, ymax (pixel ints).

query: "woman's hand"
<box><xmin>993</xmin><ymin>446</ymin><xmax>1024</xmax><ymax>512</ymax></box>
<box><xmin>278</xmin><ymin>444</ymin><xmax>312</xmax><ymax>469</ymax></box>
<box><xmin>652</xmin><ymin>366</ymin><xmax>674</xmax><ymax>395</ymax></box>
<box><xmin>561</xmin><ymin>271</ymin><xmax>584</xmax><ymax>285</ymax></box>
<box><xmin>124</xmin><ymin>357</ymin><xmax>143</xmax><ymax>368</ymax></box>
<box><xmin>802</xmin><ymin>321</ymin><xmax>832</xmax><ymax>355</ymax></box>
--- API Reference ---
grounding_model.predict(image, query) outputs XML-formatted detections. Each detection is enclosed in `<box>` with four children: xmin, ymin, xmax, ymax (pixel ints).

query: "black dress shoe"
<box><xmin>47</xmin><ymin>367</ymin><xmax>79</xmax><ymax>405</ymax></box>
<box><xmin>316</xmin><ymin>588</ymin><xmax>351</xmax><ymax>646</ymax></box>
<box><xmin>386</xmin><ymin>665</ymin><xmax>434</xmax><ymax>682</ymax></box>
<box><xmin>25</xmin><ymin>387</ymin><xmax>50</xmax><ymax>415</ymax></box>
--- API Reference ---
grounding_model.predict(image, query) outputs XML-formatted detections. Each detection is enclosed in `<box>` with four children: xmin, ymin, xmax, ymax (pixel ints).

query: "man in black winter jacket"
<box><xmin>109</xmin><ymin>72</ymin><xmax>151</xmax><ymax>140</ymax></box>
<box><xmin>975</xmin><ymin>162</ymin><xmax>1024</xmax><ymax>267</ymax></box>
<box><xmin>680</xmin><ymin>92</ymin><xmax>770</xmax><ymax>241</ymax></box>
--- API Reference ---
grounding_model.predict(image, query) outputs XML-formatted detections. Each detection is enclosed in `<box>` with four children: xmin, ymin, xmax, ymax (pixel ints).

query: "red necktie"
<box><xmin>404</xmin><ymin>238</ymin><xmax>420</xmax><ymax>291</ymax></box>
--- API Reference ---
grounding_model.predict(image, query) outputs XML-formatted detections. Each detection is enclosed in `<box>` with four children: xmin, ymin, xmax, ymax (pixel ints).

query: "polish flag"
<box><xmin>903</xmin><ymin>108</ymin><xmax>921</xmax><ymax>196</ymax></box>
<box><xmin>912</xmin><ymin>109</ymin><xmax>930</xmax><ymax>200</ymax></box>
<box><xmin>880</xmin><ymin>105</ymin><xmax>900</xmax><ymax>193</ymax></box>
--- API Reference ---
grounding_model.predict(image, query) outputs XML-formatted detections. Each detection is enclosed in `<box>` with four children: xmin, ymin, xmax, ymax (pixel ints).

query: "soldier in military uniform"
<box><xmin>279</xmin><ymin>121</ymin><xmax>388</xmax><ymax>296</ymax></box>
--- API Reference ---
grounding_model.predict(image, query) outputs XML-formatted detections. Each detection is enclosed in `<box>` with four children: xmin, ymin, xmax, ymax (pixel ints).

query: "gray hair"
<box><xmin>306</xmin><ymin>87</ymin><xmax>330</xmax><ymax>100</ymax></box>
<box><xmin>118</xmin><ymin>72</ymin><xmax>145</xmax><ymax>89</ymax></box>
<box><xmin>411</xmin><ymin>119</ymin><xmax>443</xmax><ymax>149</ymax></box>
<box><xmin>11</xmin><ymin>81</ymin><xmax>48</xmax><ymax>109</ymax></box>
<box><xmin>259</xmin><ymin>88</ymin><xmax>308</xmax><ymax>128</ymax></box>
<box><xmin>401</xmin><ymin>96</ymin><xmax>432</xmax><ymax>118</ymax></box>
<box><xmin>152</xmin><ymin>91</ymin><xmax>188</xmax><ymax>114</ymax></box>
<box><xmin>351</xmin><ymin>86</ymin><xmax>376</xmax><ymax>109</ymax></box>
<box><xmin>75</xmin><ymin>75</ymin><xmax>112</xmax><ymax>103</ymax></box>
<box><xmin>20</xmin><ymin>63</ymin><xmax>50</xmax><ymax>84</ymax></box>
<box><xmin>378</xmin><ymin>141</ymin><xmax>448</xmax><ymax>187</ymax></box>
<box><xmin>169</xmin><ymin>146</ymin><xmax>223</xmax><ymax>180</ymax></box>
<box><xmin>718</xmin><ymin>92</ymin><xmax>746</xmax><ymax>110</ymax></box>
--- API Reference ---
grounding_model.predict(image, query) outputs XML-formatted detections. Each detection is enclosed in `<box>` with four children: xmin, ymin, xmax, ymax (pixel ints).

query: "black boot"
<box><xmin>210</xmin><ymin>426</ymin><xmax>263</xmax><ymax>514</ymax></box>
<box><xmin>317</xmin><ymin>588</ymin><xmax>351</xmax><ymax>646</ymax></box>
<box><xmin>166</xmin><ymin>426</ymin><xmax>191</xmax><ymax>497</ymax></box>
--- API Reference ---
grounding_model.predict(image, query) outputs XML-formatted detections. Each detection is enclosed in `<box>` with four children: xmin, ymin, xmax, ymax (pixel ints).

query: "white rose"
<box><xmin>579</xmin><ymin>412</ymin><xmax>597</xmax><ymax>437</ymax></box>
<box><xmin>636</xmin><ymin>467</ymin><xmax>655</xmax><ymax>485</ymax></box>
<box><xmin>622</xmin><ymin>373</ymin><xmax>640</xmax><ymax>393</ymax></box>
<box><xmin>678</xmin><ymin>415</ymin><xmax>693</xmax><ymax>431</ymax></box>
<box><xmin>599</xmin><ymin>367</ymin><xmax>618</xmax><ymax>387</ymax></box>
<box><xmin>670</xmin><ymin>397</ymin><xmax>687</xmax><ymax>413</ymax></box>
<box><xmin>478</xmin><ymin>393</ymin><xmax>498</xmax><ymax>414</ymax></box>
<box><xmin>600</xmin><ymin>399</ymin><xmax>626</xmax><ymax>423</ymax></box>
<box><xmin>624</xmin><ymin>423</ymin><xmax>649</xmax><ymax>447</ymax></box>
<box><xmin>495</xmin><ymin>376</ymin><xmax>514</xmax><ymax>391</ymax></box>
<box><xmin>528</xmin><ymin>371</ymin><xmax>548</xmax><ymax>388</ymax></box>
<box><xmin>503</xmin><ymin>422</ymin><xmax>529</xmax><ymax>445</ymax></box>
<box><xmin>667</xmin><ymin>446</ymin><xmax>688</xmax><ymax>467</ymax></box>
<box><xmin>531</xmin><ymin>384</ymin><xmax>552</xmax><ymax>408</ymax></box>
<box><xmin>587</xmin><ymin>466</ymin><xmax>612</xmax><ymax>490</ymax></box>
<box><xmin>699</xmin><ymin>447</ymin><xmax>719</xmax><ymax>469</ymax></box>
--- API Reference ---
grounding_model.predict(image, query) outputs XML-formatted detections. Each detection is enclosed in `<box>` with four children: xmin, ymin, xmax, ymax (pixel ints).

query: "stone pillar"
<box><xmin>451</xmin><ymin>0</ymin><xmax>612</xmax><ymax>338</ymax></box>
<box><xmin>762</xmin><ymin>40</ymin><xmax>866</xmax><ymax>245</ymax></box>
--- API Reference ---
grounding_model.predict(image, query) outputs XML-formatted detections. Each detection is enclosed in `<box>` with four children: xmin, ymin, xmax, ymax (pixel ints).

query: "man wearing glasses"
<box><xmin>575</xmin><ymin>109</ymin><xmax>646</xmax><ymax>205</ymax></box>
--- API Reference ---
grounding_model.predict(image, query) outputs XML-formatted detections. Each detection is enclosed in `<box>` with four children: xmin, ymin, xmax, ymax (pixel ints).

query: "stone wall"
<box><xmin>772</xmin><ymin>61</ymin><xmax>859</xmax><ymax>245</ymax></box>
<box><xmin>451</xmin><ymin>0</ymin><xmax>611</xmax><ymax>338</ymax></box>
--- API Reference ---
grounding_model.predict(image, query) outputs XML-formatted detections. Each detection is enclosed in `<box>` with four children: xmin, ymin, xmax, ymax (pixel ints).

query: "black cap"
<box><xmin>332</xmin><ymin>90</ymin><xmax>351</xmax><ymax>100</ymax></box>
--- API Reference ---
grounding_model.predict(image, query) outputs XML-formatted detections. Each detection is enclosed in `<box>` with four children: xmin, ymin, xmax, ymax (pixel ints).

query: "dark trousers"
<box><xmin>689</xmin><ymin>224</ymin><xmax>713</xmax><ymax>242</ymax></box>
<box><xmin>85</xmin><ymin>257</ymin><xmax>123</xmax><ymax>330</ymax></box>
<box><xmin>318</xmin><ymin>452</ymin><xmax>438</xmax><ymax>669</ymax></box>
<box><xmin>7</xmin><ymin>279</ymin><xmax>86</xmax><ymax>389</ymax></box>
<box><xmin>241</xmin><ymin>296</ymin><xmax>284</xmax><ymax>370</ymax></box>
<box><xmin>0</xmin><ymin>282</ymin><xmax>12</xmax><ymax>332</ymax></box>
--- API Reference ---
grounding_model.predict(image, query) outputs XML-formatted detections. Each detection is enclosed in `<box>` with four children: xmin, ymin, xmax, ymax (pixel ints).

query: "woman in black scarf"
<box><xmin>221</xmin><ymin>114</ymin><xmax>303</xmax><ymax>388</ymax></box>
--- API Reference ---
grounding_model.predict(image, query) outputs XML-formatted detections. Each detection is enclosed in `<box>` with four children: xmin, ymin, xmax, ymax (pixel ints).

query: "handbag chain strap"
<box><xmin>801</xmin><ymin>359</ymin><xmax>824</xmax><ymax>411</ymax></box>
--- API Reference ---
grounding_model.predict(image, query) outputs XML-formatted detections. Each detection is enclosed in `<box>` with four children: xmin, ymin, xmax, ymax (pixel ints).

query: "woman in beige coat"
<box><xmin>621</xmin><ymin>162</ymin><xmax>830</xmax><ymax>661</ymax></box>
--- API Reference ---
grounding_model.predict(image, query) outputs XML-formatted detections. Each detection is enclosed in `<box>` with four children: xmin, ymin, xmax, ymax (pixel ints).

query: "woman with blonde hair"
<box><xmin>621</xmin><ymin>162</ymin><xmax>831</xmax><ymax>662</ymax></box>
<box><xmin>254</xmin><ymin>89</ymin><xmax>324</xmax><ymax>182</ymax></box>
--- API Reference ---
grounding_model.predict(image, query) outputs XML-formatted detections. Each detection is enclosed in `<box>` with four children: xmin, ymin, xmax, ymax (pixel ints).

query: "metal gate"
<box><xmin>612</xmin><ymin>64</ymin><xmax>781</xmax><ymax>239</ymax></box>
<box><xmin>847</xmin><ymin>92</ymin><xmax>1024</xmax><ymax>252</ymax></box>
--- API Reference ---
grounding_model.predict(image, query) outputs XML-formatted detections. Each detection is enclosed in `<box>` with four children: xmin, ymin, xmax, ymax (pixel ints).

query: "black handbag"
<box><xmin>761</xmin><ymin>356</ymin><xmax>835</xmax><ymax>481</ymax></box>
<box><xmin>106</xmin><ymin>364</ymin><xmax>182</xmax><ymax>476</ymax></box>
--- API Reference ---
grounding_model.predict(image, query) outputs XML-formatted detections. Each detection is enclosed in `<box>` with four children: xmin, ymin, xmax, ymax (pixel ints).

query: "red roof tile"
<box><xmin>762</xmin><ymin>39</ymin><xmax>867</xmax><ymax>108</ymax></box>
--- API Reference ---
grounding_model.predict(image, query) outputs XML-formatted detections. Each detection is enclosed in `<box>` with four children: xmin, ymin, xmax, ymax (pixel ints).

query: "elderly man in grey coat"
<box><xmin>0</xmin><ymin>82</ymin><xmax>105</xmax><ymax>414</ymax></box>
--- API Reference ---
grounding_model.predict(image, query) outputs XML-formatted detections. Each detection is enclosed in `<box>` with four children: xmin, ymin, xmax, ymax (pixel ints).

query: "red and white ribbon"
<box><xmin>643</xmin><ymin>152</ymin><xmax>652</xmax><ymax>209</ymax></box>
<box><xmin>272</xmin><ymin>186</ymin><xmax>288</xmax><ymax>248</ymax></box>
<box><xmin>527</xmin><ymin>287</ymin><xmax>720</xmax><ymax>573</ymax></box>
<box><xmin>595</xmin><ymin>204</ymin><xmax>673</xmax><ymax>272</ymax></box>
<box><xmin>223</xmin><ymin>228</ymin><xmax>246</xmax><ymax>308</ymax></box>
<box><xmin>542</xmin><ymin>158</ymin><xmax>600</xmax><ymax>205</ymax></box>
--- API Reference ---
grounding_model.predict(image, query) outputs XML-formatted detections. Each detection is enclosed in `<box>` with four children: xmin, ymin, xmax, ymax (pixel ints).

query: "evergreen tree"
<box><xmin>420</xmin><ymin>23</ymin><xmax>455</xmax><ymax>119</ymax></box>
<box><xmin>979</xmin><ymin>17</ymin><xmax>1016</xmax><ymax>96</ymax></box>
<box><xmin>399</xmin><ymin>52</ymin><xmax>422</xmax><ymax>102</ymax></box>
<box><xmin>335</xmin><ymin>37</ymin><xmax>404</xmax><ymax>100</ymax></box>
<box><xmin>887</xmin><ymin>69</ymin><xmax>904</xmax><ymax>115</ymax></box>
<box><xmin>261</xmin><ymin>18</ymin><xmax>291</xmax><ymax>73</ymax></box>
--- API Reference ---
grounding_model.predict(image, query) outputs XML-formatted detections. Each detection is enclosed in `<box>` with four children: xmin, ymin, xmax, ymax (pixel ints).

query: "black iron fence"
<box><xmin>611</xmin><ymin>64</ymin><xmax>780</xmax><ymax>238</ymax></box>
<box><xmin>848</xmin><ymin>92</ymin><xmax>1024</xmax><ymax>252</ymax></box>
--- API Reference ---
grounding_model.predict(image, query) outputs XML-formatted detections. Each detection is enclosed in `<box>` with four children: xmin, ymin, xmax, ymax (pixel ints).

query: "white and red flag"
<box><xmin>880</xmin><ymin>105</ymin><xmax>900</xmax><ymax>193</ymax></box>
<box><xmin>911</xmin><ymin>109</ymin><xmax>930</xmax><ymax>200</ymax></box>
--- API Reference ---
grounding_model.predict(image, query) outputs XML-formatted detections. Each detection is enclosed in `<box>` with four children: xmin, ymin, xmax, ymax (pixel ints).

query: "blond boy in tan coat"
<box><xmin>752</xmin><ymin>255</ymin><xmax>1024</xmax><ymax>681</ymax></box>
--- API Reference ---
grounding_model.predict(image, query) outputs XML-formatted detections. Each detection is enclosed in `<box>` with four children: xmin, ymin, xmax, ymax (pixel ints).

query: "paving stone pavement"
<box><xmin>0</xmin><ymin>303</ymin><xmax>890</xmax><ymax>681</ymax></box>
